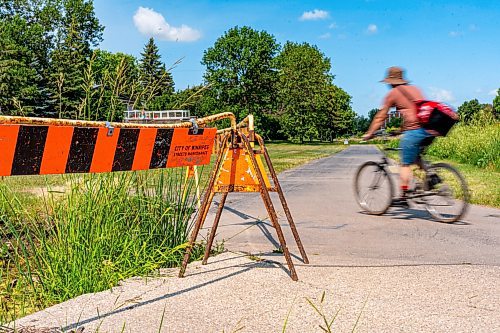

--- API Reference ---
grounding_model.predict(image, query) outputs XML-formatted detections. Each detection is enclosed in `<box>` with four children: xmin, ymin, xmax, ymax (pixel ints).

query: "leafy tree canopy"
<box><xmin>275</xmin><ymin>41</ymin><xmax>333</xmax><ymax>141</ymax></box>
<box><xmin>458</xmin><ymin>99</ymin><xmax>483</xmax><ymax>123</ymax></box>
<box><xmin>202</xmin><ymin>26</ymin><xmax>280</xmax><ymax>123</ymax></box>
<box><xmin>493</xmin><ymin>89</ymin><xmax>500</xmax><ymax>119</ymax></box>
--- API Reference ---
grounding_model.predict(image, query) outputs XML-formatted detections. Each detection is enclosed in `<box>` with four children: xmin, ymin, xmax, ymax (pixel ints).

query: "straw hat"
<box><xmin>381</xmin><ymin>66</ymin><xmax>408</xmax><ymax>85</ymax></box>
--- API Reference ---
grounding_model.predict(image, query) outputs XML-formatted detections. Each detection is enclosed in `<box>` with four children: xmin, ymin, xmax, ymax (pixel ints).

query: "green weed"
<box><xmin>0</xmin><ymin>168</ymin><xmax>207</xmax><ymax>322</ymax></box>
<box><xmin>427</xmin><ymin>123</ymin><xmax>499</xmax><ymax>171</ymax></box>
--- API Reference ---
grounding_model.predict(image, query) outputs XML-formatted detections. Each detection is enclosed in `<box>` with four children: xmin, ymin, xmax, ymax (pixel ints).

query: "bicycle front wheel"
<box><xmin>354</xmin><ymin>161</ymin><xmax>393</xmax><ymax>215</ymax></box>
<box><xmin>424</xmin><ymin>163</ymin><xmax>469</xmax><ymax>223</ymax></box>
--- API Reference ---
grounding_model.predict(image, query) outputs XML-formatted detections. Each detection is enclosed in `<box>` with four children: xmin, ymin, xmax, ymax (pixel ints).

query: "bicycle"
<box><xmin>353</xmin><ymin>132</ymin><xmax>469</xmax><ymax>223</ymax></box>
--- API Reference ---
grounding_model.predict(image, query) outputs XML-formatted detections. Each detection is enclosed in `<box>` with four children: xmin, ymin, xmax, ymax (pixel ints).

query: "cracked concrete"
<box><xmin>14</xmin><ymin>145</ymin><xmax>500</xmax><ymax>332</ymax></box>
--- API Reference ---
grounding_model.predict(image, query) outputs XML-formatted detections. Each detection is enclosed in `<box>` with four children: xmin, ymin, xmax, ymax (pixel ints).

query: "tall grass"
<box><xmin>0</xmin><ymin>50</ymin><xmax>214</xmax><ymax>323</ymax></box>
<box><xmin>427</xmin><ymin>123</ymin><xmax>500</xmax><ymax>171</ymax></box>
<box><xmin>0</xmin><ymin>169</ymin><xmax>206</xmax><ymax>321</ymax></box>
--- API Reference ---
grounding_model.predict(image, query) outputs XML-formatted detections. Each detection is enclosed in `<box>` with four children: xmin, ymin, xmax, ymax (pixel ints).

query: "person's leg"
<box><xmin>399</xmin><ymin>165</ymin><xmax>412</xmax><ymax>192</ymax></box>
<box><xmin>399</xmin><ymin>128</ymin><xmax>431</xmax><ymax>196</ymax></box>
<box><xmin>416</xmin><ymin>136</ymin><xmax>435</xmax><ymax>170</ymax></box>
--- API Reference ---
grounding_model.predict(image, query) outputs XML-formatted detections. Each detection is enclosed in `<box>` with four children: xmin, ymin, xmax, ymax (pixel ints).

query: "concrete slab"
<box><xmin>14</xmin><ymin>145</ymin><xmax>500</xmax><ymax>332</ymax></box>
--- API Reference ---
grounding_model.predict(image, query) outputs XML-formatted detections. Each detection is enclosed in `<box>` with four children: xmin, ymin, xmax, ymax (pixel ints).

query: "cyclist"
<box><xmin>363</xmin><ymin>66</ymin><xmax>435</xmax><ymax>205</ymax></box>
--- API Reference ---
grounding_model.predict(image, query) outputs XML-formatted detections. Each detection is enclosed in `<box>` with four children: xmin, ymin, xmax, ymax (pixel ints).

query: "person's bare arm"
<box><xmin>363</xmin><ymin>107</ymin><xmax>389</xmax><ymax>140</ymax></box>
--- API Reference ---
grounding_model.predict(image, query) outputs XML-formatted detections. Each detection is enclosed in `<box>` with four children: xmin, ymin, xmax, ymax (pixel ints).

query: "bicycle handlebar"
<box><xmin>373</xmin><ymin>129</ymin><xmax>401</xmax><ymax>137</ymax></box>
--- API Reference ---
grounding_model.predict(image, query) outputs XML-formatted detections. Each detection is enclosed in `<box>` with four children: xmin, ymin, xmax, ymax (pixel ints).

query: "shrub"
<box><xmin>427</xmin><ymin>123</ymin><xmax>499</xmax><ymax>170</ymax></box>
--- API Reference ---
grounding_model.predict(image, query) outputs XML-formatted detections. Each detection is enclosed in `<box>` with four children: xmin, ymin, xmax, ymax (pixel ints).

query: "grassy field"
<box><xmin>0</xmin><ymin>169</ymin><xmax>207</xmax><ymax>322</ymax></box>
<box><xmin>265</xmin><ymin>141</ymin><xmax>346</xmax><ymax>173</ymax></box>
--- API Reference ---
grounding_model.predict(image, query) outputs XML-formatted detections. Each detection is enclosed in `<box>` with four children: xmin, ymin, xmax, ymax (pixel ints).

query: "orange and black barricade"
<box><xmin>0</xmin><ymin>112</ymin><xmax>308</xmax><ymax>280</ymax></box>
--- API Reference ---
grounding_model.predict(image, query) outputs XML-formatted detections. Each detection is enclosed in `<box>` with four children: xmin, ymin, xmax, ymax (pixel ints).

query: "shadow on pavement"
<box><xmin>61</xmin><ymin>261</ymin><xmax>273</xmax><ymax>331</ymax></box>
<box><xmin>358</xmin><ymin>208</ymin><xmax>471</xmax><ymax>225</ymax></box>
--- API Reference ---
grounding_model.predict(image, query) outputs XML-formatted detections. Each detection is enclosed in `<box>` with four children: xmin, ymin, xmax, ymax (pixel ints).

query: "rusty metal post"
<box><xmin>193</xmin><ymin>166</ymin><xmax>201</xmax><ymax>209</ymax></box>
<box><xmin>178</xmin><ymin>185</ymin><xmax>215</xmax><ymax>278</ymax></box>
<box><xmin>0</xmin><ymin>112</ymin><xmax>237</xmax><ymax>130</ymax></box>
<box><xmin>240</xmin><ymin>133</ymin><xmax>298</xmax><ymax>281</ymax></box>
<box><xmin>202</xmin><ymin>192</ymin><xmax>228</xmax><ymax>265</ymax></box>
<box><xmin>256</xmin><ymin>134</ymin><xmax>309</xmax><ymax>264</ymax></box>
<box><xmin>179</xmin><ymin>133</ymin><xmax>230</xmax><ymax>278</ymax></box>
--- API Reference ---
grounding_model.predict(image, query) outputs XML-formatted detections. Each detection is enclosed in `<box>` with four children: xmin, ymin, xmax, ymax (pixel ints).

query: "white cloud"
<box><xmin>300</xmin><ymin>9</ymin><xmax>329</xmax><ymax>21</ymax></box>
<box><xmin>328</xmin><ymin>22</ymin><xmax>338</xmax><ymax>29</ymax></box>
<box><xmin>449</xmin><ymin>31</ymin><xmax>462</xmax><ymax>37</ymax></box>
<box><xmin>428</xmin><ymin>87</ymin><xmax>455</xmax><ymax>103</ymax></box>
<box><xmin>133</xmin><ymin>7</ymin><xmax>201</xmax><ymax>42</ymax></box>
<box><xmin>488</xmin><ymin>89</ymin><xmax>499</xmax><ymax>96</ymax></box>
<box><xmin>366</xmin><ymin>24</ymin><xmax>378</xmax><ymax>34</ymax></box>
<box><xmin>469</xmin><ymin>24</ymin><xmax>478</xmax><ymax>31</ymax></box>
<box><xmin>319</xmin><ymin>32</ymin><xmax>331</xmax><ymax>39</ymax></box>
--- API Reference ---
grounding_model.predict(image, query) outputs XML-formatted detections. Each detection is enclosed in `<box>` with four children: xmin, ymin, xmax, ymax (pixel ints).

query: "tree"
<box><xmin>354</xmin><ymin>115</ymin><xmax>370</xmax><ymax>134</ymax></box>
<box><xmin>321</xmin><ymin>84</ymin><xmax>356</xmax><ymax>139</ymax></box>
<box><xmin>47</xmin><ymin>0</ymin><xmax>104</xmax><ymax>118</ymax></box>
<box><xmin>493</xmin><ymin>89</ymin><xmax>500</xmax><ymax>120</ymax></box>
<box><xmin>368</xmin><ymin>108</ymin><xmax>379</xmax><ymax>122</ymax></box>
<box><xmin>386</xmin><ymin>114</ymin><xmax>402</xmax><ymax>129</ymax></box>
<box><xmin>50</xmin><ymin>24</ymin><xmax>89</xmax><ymax>118</ymax></box>
<box><xmin>202</xmin><ymin>26</ymin><xmax>280</xmax><ymax>132</ymax></box>
<box><xmin>275</xmin><ymin>41</ymin><xmax>332</xmax><ymax>142</ymax></box>
<box><xmin>1</xmin><ymin>0</ymin><xmax>61</xmax><ymax>73</ymax></box>
<box><xmin>80</xmin><ymin>50</ymin><xmax>140</xmax><ymax>121</ymax></box>
<box><xmin>353</xmin><ymin>109</ymin><xmax>380</xmax><ymax>135</ymax></box>
<box><xmin>0</xmin><ymin>0</ymin><xmax>60</xmax><ymax>115</ymax></box>
<box><xmin>139</xmin><ymin>37</ymin><xmax>174</xmax><ymax>110</ymax></box>
<box><xmin>457</xmin><ymin>99</ymin><xmax>482</xmax><ymax>123</ymax></box>
<box><xmin>169</xmin><ymin>85</ymin><xmax>218</xmax><ymax>117</ymax></box>
<box><xmin>0</xmin><ymin>16</ymin><xmax>42</xmax><ymax>115</ymax></box>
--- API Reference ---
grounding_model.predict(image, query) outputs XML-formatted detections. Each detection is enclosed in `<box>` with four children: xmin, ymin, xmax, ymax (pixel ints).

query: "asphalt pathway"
<box><xmin>15</xmin><ymin>145</ymin><xmax>500</xmax><ymax>332</ymax></box>
<box><xmin>214</xmin><ymin>145</ymin><xmax>500</xmax><ymax>266</ymax></box>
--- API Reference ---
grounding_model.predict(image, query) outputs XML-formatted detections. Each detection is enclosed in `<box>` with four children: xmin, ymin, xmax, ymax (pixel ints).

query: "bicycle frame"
<box><xmin>380</xmin><ymin>147</ymin><xmax>436</xmax><ymax>199</ymax></box>
<box><xmin>355</xmin><ymin>132</ymin><xmax>469</xmax><ymax>222</ymax></box>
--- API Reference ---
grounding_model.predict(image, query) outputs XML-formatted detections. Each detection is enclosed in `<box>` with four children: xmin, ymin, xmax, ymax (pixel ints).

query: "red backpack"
<box><xmin>398</xmin><ymin>86</ymin><xmax>458</xmax><ymax>136</ymax></box>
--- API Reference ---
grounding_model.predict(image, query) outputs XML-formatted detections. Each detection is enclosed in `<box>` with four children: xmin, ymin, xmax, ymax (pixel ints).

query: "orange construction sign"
<box><xmin>0</xmin><ymin>124</ymin><xmax>216</xmax><ymax>176</ymax></box>
<box><xmin>214</xmin><ymin>148</ymin><xmax>271</xmax><ymax>192</ymax></box>
<box><xmin>167</xmin><ymin>128</ymin><xmax>217</xmax><ymax>168</ymax></box>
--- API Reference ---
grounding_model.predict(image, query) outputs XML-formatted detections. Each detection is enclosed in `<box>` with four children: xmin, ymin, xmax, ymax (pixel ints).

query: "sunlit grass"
<box><xmin>265</xmin><ymin>141</ymin><xmax>346</xmax><ymax>173</ymax></box>
<box><xmin>0</xmin><ymin>168</ymin><xmax>208</xmax><ymax>322</ymax></box>
<box><xmin>427</xmin><ymin>123</ymin><xmax>499</xmax><ymax>171</ymax></box>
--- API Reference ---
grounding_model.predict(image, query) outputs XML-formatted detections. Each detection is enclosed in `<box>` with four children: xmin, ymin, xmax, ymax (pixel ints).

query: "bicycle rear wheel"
<box><xmin>424</xmin><ymin>163</ymin><xmax>469</xmax><ymax>223</ymax></box>
<box><xmin>354</xmin><ymin>161</ymin><xmax>393</xmax><ymax>215</ymax></box>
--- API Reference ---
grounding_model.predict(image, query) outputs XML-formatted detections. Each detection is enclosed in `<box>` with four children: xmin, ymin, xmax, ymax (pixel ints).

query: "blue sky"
<box><xmin>94</xmin><ymin>0</ymin><xmax>500</xmax><ymax>116</ymax></box>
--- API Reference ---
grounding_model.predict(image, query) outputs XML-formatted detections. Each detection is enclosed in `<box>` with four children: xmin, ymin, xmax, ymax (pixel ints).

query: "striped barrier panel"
<box><xmin>0</xmin><ymin>124</ymin><xmax>216</xmax><ymax>176</ymax></box>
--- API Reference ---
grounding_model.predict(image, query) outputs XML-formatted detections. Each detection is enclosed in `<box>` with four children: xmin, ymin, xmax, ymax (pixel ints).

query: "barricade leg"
<box><xmin>179</xmin><ymin>133</ymin><xmax>230</xmax><ymax>278</ymax></box>
<box><xmin>241</xmin><ymin>134</ymin><xmax>298</xmax><ymax>281</ymax></box>
<box><xmin>257</xmin><ymin>135</ymin><xmax>309</xmax><ymax>264</ymax></box>
<box><xmin>202</xmin><ymin>192</ymin><xmax>228</xmax><ymax>264</ymax></box>
<box><xmin>179</xmin><ymin>191</ymin><xmax>215</xmax><ymax>277</ymax></box>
